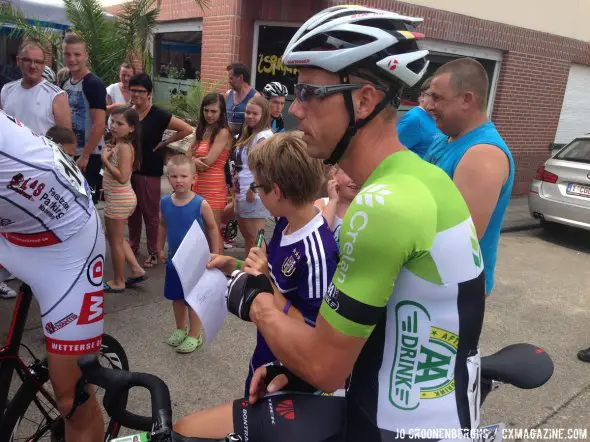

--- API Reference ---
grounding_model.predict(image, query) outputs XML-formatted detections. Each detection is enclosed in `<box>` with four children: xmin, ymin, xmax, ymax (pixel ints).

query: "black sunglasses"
<box><xmin>249</xmin><ymin>182</ymin><xmax>266</xmax><ymax>193</ymax></box>
<box><xmin>293</xmin><ymin>83</ymin><xmax>387</xmax><ymax>103</ymax></box>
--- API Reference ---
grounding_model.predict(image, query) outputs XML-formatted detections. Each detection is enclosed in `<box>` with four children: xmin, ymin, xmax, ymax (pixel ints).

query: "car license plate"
<box><xmin>567</xmin><ymin>183</ymin><xmax>590</xmax><ymax>197</ymax></box>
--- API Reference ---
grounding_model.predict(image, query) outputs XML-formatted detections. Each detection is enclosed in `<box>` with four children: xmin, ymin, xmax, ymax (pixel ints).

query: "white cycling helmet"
<box><xmin>282</xmin><ymin>5</ymin><xmax>430</xmax><ymax>164</ymax></box>
<box><xmin>283</xmin><ymin>5</ymin><xmax>429</xmax><ymax>88</ymax></box>
<box><xmin>42</xmin><ymin>66</ymin><xmax>57</xmax><ymax>85</ymax></box>
<box><xmin>263</xmin><ymin>81</ymin><xmax>288</xmax><ymax>98</ymax></box>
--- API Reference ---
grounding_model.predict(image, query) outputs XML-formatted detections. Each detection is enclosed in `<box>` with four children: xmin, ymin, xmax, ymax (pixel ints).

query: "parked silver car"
<box><xmin>529</xmin><ymin>136</ymin><xmax>590</xmax><ymax>230</ymax></box>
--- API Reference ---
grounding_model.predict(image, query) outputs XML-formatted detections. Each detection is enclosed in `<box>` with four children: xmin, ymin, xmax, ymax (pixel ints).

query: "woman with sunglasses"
<box><xmin>231</xmin><ymin>95</ymin><xmax>273</xmax><ymax>255</ymax></box>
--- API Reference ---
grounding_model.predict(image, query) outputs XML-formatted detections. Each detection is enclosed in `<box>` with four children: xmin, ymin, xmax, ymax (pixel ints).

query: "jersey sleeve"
<box><xmin>320</xmin><ymin>184</ymin><xmax>435</xmax><ymax>338</ymax></box>
<box><xmin>296</xmin><ymin>230</ymin><xmax>339</xmax><ymax>326</ymax></box>
<box><xmin>82</xmin><ymin>75</ymin><xmax>107</xmax><ymax>110</ymax></box>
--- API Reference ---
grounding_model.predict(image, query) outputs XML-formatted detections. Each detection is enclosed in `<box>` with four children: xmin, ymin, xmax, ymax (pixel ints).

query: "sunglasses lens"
<box><xmin>295</xmin><ymin>85</ymin><xmax>308</xmax><ymax>103</ymax></box>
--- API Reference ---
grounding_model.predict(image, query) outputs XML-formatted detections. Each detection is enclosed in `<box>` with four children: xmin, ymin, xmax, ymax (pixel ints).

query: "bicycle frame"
<box><xmin>0</xmin><ymin>284</ymin><xmax>56</xmax><ymax>419</ymax></box>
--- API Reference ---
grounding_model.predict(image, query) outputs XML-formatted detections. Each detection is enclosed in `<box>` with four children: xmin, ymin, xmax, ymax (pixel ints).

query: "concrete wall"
<box><xmin>398</xmin><ymin>0</ymin><xmax>590</xmax><ymax>43</ymax></box>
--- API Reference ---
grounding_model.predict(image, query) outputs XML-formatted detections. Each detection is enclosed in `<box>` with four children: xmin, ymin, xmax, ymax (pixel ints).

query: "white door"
<box><xmin>555</xmin><ymin>64</ymin><xmax>590</xmax><ymax>144</ymax></box>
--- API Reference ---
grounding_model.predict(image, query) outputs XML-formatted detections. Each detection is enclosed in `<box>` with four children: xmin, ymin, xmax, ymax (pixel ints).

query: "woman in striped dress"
<box><xmin>190</xmin><ymin>93</ymin><xmax>233</xmax><ymax>238</ymax></box>
<box><xmin>102</xmin><ymin>107</ymin><xmax>147</xmax><ymax>292</ymax></box>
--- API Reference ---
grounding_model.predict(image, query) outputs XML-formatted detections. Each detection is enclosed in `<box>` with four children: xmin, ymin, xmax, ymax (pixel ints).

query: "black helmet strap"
<box><xmin>324</xmin><ymin>73</ymin><xmax>400</xmax><ymax>165</ymax></box>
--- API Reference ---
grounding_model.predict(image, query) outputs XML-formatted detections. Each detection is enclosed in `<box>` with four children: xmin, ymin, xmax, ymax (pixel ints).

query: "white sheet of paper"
<box><xmin>171</xmin><ymin>220</ymin><xmax>209</xmax><ymax>292</ymax></box>
<box><xmin>172</xmin><ymin>220</ymin><xmax>229</xmax><ymax>343</ymax></box>
<box><xmin>184</xmin><ymin>269</ymin><xmax>228</xmax><ymax>343</ymax></box>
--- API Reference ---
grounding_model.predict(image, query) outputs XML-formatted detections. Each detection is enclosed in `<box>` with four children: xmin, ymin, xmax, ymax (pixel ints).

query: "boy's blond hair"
<box><xmin>166</xmin><ymin>153</ymin><xmax>196</xmax><ymax>173</ymax></box>
<box><xmin>248</xmin><ymin>132</ymin><xmax>324</xmax><ymax>206</ymax></box>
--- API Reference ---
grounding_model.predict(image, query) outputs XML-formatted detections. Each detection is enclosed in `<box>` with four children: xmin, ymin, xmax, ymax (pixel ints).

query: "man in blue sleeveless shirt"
<box><xmin>423</xmin><ymin>58</ymin><xmax>514</xmax><ymax>294</ymax></box>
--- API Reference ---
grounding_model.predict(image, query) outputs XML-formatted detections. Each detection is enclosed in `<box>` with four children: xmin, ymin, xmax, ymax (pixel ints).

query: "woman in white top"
<box><xmin>230</xmin><ymin>95</ymin><xmax>273</xmax><ymax>255</ymax></box>
<box><xmin>106</xmin><ymin>63</ymin><xmax>135</xmax><ymax>127</ymax></box>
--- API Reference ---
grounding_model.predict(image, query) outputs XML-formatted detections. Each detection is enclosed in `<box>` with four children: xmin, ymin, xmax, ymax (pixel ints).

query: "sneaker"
<box><xmin>0</xmin><ymin>282</ymin><xmax>17</xmax><ymax>299</ymax></box>
<box><xmin>223</xmin><ymin>240</ymin><xmax>233</xmax><ymax>249</ymax></box>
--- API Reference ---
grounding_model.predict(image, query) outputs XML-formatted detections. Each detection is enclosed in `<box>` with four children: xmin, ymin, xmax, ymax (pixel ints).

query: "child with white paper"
<box><xmin>157</xmin><ymin>154</ymin><xmax>221</xmax><ymax>353</ymax></box>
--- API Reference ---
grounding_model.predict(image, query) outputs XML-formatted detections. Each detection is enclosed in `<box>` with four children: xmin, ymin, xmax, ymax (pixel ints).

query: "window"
<box><xmin>555</xmin><ymin>138</ymin><xmax>590</xmax><ymax>163</ymax></box>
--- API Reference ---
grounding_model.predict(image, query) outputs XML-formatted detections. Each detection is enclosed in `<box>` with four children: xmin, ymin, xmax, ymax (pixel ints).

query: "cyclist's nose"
<box><xmin>289</xmin><ymin>98</ymin><xmax>304</xmax><ymax>119</ymax></box>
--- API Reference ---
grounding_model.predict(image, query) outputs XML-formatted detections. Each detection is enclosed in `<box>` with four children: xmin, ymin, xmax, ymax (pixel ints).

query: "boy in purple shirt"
<box><xmin>206</xmin><ymin>132</ymin><xmax>339</xmax><ymax>396</ymax></box>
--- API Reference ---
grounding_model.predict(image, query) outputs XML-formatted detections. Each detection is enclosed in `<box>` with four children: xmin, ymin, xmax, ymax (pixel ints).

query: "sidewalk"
<box><xmin>501</xmin><ymin>195</ymin><xmax>540</xmax><ymax>232</ymax></box>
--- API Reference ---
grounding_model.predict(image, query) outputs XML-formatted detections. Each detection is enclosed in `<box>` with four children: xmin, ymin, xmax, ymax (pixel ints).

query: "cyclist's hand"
<box><xmin>226</xmin><ymin>271</ymin><xmax>273</xmax><ymax>321</ymax></box>
<box><xmin>244</xmin><ymin>246</ymin><xmax>269</xmax><ymax>278</ymax></box>
<box><xmin>249</xmin><ymin>365</ymin><xmax>289</xmax><ymax>404</ymax></box>
<box><xmin>207</xmin><ymin>254</ymin><xmax>237</xmax><ymax>275</ymax></box>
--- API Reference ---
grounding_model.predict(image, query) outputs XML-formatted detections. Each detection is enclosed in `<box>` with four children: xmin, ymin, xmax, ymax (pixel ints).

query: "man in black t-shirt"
<box><xmin>127</xmin><ymin>73</ymin><xmax>192</xmax><ymax>268</ymax></box>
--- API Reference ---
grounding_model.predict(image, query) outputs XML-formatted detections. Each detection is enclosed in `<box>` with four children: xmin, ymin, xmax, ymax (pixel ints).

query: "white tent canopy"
<box><xmin>8</xmin><ymin>0</ymin><xmax>72</xmax><ymax>29</ymax></box>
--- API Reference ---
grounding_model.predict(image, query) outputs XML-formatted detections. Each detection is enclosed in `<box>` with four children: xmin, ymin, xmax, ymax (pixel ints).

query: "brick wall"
<box><xmin>157</xmin><ymin>0</ymin><xmax>204</xmax><ymax>21</ymax></box>
<box><xmin>199</xmin><ymin>0</ymin><xmax>318</xmax><ymax>90</ymax></box>
<box><xmin>492</xmin><ymin>53</ymin><xmax>570</xmax><ymax>193</ymax></box>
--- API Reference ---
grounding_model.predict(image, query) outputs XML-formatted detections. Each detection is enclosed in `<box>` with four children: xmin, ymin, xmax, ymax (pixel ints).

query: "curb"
<box><xmin>501</xmin><ymin>222</ymin><xmax>542</xmax><ymax>233</ymax></box>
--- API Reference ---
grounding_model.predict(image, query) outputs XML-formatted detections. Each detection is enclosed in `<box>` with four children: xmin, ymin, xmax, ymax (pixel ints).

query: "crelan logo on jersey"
<box><xmin>355</xmin><ymin>183</ymin><xmax>392</xmax><ymax>207</ymax></box>
<box><xmin>334</xmin><ymin>211</ymin><xmax>368</xmax><ymax>285</ymax></box>
<box><xmin>389</xmin><ymin>301</ymin><xmax>458</xmax><ymax>410</ymax></box>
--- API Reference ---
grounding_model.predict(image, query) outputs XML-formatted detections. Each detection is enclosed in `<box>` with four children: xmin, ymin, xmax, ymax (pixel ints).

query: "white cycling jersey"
<box><xmin>0</xmin><ymin>110</ymin><xmax>105</xmax><ymax>355</ymax></box>
<box><xmin>0</xmin><ymin>111</ymin><xmax>93</xmax><ymax>244</ymax></box>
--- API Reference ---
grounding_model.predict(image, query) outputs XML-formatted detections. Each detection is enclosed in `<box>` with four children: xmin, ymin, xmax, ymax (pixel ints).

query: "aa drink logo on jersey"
<box><xmin>77</xmin><ymin>290</ymin><xmax>104</xmax><ymax>325</ymax></box>
<box><xmin>389</xmin><ymin>300</ymin><xmax>458</xmax><ymax>410</ymax></box>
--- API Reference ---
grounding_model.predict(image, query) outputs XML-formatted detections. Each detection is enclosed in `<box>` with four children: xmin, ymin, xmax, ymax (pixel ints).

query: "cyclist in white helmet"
<box><xmin>174</xmin><ymin>5</ymin><xmax>485</xmax><ymax>442</ymax></box>
<box><xmin>42</xmin><ymin>65</ymin><xmax>57</xmax><ymax>85</ymax></box>
<box><xmin>0</xmin><ymin>111</ymin><xmax>106</xmax><ymax>441</ymax></box>
<box><xmin>262</xmin><ymin>81</ymin><xmax>288</xmax><ymax>133</ymax></box>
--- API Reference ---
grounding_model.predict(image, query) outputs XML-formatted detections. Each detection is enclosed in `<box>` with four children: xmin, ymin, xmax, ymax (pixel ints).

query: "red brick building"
<box><xmin>124</xmin><ymin>0</ymin><xmax>590</xmax><ymax>194</ymax></box>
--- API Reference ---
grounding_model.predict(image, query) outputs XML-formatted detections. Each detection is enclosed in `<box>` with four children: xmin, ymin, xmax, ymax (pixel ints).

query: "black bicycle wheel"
<box><xmin>1</xmin><ymin>333</ymin><xmax>129</xmax><ymax>442</ymax></box>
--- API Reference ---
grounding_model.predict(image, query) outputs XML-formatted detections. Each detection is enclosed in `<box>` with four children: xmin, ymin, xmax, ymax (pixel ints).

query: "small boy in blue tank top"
<box><xmin>157</xmin><ymin>155</ymin><xmax>221</xmax><ymax>353</ymax></box>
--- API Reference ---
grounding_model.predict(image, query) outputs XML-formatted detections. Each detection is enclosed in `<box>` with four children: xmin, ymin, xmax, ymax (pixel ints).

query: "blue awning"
<box><xmin>4</xmin><ymin>0</ymin><xmax>72</xmax><ymax>29</ymax></box>
<box><xmin>161</xmin><ymin>40</ymin><xmax>201</xmax><ymax>54</ymax></box>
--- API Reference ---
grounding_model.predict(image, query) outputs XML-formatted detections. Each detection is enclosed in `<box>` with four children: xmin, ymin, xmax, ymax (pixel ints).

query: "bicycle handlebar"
<box><xmin>78</xmin><ymin>354</ymin><xmax>172</xmax><ymax>434</ymax></box>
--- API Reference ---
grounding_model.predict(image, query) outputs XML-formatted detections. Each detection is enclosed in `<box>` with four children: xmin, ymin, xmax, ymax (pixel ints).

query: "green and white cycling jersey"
<box><xmin>320</xmin><ymin>150</ymin><xmax>486</xmax><ymax>441</ymax></box>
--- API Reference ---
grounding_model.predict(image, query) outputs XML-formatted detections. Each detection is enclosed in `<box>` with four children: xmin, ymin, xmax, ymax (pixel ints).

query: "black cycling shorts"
<box><xmin>232</xmin><ymin>393</ymin><xmax>345</xmax><ymax>442</ymax></box>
